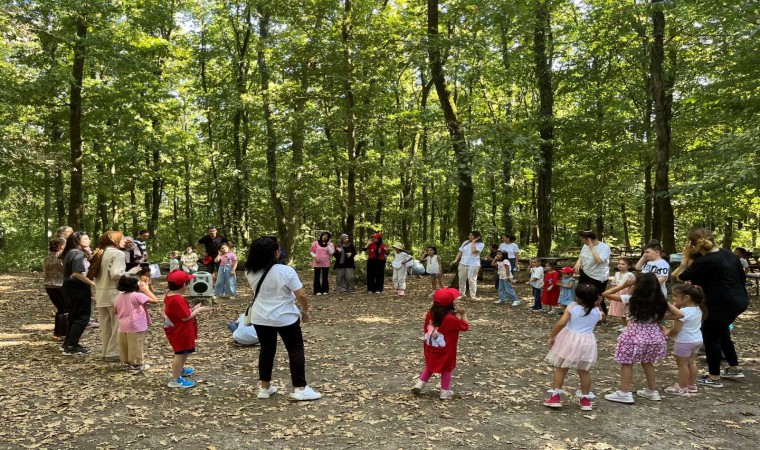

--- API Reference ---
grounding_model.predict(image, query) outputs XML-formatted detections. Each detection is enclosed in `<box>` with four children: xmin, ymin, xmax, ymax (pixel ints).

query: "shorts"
<box><xmin>673</xmin><ymin>341</ymin><xmax>702</xmax><ymax>358</ymax></box>
<box><xmin>174</xmin><ymin>348</ymin><xmax>196</xmax><ymax>355</ymax></box>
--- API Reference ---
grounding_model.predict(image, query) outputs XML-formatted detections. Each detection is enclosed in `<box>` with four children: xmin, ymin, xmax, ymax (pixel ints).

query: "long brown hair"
<box><xmin>87</xmin><ymin>231</ymin><xmax>124</xmax><ymax>280</ymax></box>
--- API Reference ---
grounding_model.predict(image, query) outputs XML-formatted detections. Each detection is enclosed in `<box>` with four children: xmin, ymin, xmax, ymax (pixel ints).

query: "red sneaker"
<box><xmin>579</xmin><ymin>397</ymin><xmax>593</xmax><ymax>411</ymax></box>
<box><xmin>542</xmin><ymin>394</ymin><xmax>562</xmax><ymax>408</ymax></box>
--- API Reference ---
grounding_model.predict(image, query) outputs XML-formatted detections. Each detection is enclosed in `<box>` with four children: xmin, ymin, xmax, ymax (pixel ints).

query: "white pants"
<box><xmin>458</xmin><ymin>264</ymin><xmax>479</xmax><ymax>297</ymax></box>
<box><xmin>392</xmin><ymin>267</ymin><xmax>408</xmax><ymax>291</ymax></box>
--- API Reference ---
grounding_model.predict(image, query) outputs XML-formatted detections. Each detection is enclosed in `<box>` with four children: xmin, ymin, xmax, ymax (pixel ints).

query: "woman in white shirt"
<box><xmin>573</xmin><ymin>230</ymin><xmax>611</xmax><ymax>316</ymax></box>
<box><xmin>451</xmin><ymin>231</ymin><xmax>485</xmax><ymax>298</ymax></box>
<box><xmin>244</xmin><ymin>237</ymin><xmax>321</xmax><ymax>401</ymax></box>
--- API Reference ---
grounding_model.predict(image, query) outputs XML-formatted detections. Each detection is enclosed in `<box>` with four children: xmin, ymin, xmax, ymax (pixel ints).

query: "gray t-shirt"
<box><xmin>63</xmin><ymin>249</ymin><xmax>88</xmax><ymax>284</ymax></box>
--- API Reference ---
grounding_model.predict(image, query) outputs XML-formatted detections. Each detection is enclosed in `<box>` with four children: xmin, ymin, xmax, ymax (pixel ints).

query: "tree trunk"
<box><xmin>54</xmin><ymin>168</ymin><xmax>66</xmax><ymax>226</ymax></box>
<box><xmin>428</xmin><ymin>0</ymin><xmax>472</xmax><ymax>243</ymax></box>
<box><xmin>67</xmin><ymin>15</ymin><xmax>87</xmax><ymax>230</ymax></box>
<box><xmin>342</xmin><ymin>0</ymin><xmax>359</xmax><ymax>236</ymax></box>
<box><xmin>533</xmin><ymin>0</ymin><xmax>554</xmax><ymax>256</ymax></box>
<box><xmin>44</xmin><ymin>166</ymin><xmax>51</xmax><ymax>241</ymax></box>
<box><xmin>622</xmin><ymin>203</ymin><xmax>631</xmax><ymax>248</ymax></box>
<box><xmin>650</xmin><ymin>0</ymin><xmax>676</xmax><ymax>254</ymax></box>
<box><xmin>722</xmin><ymin>217</ymin><xmax>733</xmax><ymax>249</ymax></box>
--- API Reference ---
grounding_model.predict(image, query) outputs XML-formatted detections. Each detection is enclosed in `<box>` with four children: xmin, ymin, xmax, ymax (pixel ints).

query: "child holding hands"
<box><xmin>663</xmin><ymin>284</ymin><xmax>705</xmax><ymax>396</ymax></box>
<box><xmin>163</xmin><ymin>271</ymin><xmax>212</xmax><ymax>388</ymax></box>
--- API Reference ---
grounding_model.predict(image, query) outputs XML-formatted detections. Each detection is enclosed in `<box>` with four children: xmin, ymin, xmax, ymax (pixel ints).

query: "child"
<box><xmin>391</xmin><ymin>242</ymin><xmax>413</xmax><ymax>296</ymax></box>
<box><xmin>169</xmin><ymin>251</ymin><xmax>181</xmax><ymax>273</ymax></box>
<box><xmin>734</xmin><ymin>247</ymin><xmax>750</xmax><ymax>274</ymax></box>
<box><xmin>137</xmin><ymin>265</ymin><xmax>157</xmax><ymax>300</ymax></box>
<box><xmin>609</xmin><ymin>259</ymin><xmax>635</xmax><ymax>330</ymax></box>
<box><xmin>602</xmin><ymin>272</ymin><xmax>680</xmax><ymax>403</ymax></box>
<box><xmin>663</xmin><ymin>284</ymin><xmax>705</xmax><ymax>396</ymax></box>
<box><xmin>542</xmin><ymin>261</ymin><xmax>560</xmax><ymax>313</ymax></box>
<box><xmin>528</xmin><ymin>258</ymin><xmax>544</xmax><ymax>311</ymax></box>
<box><xmin>114</xmin><ymin>273</ymin><xmax>159</xmax><ymax>371</ymax></box>
<box><xmin>635</xmin><ymin>242</ymin><xmax>670</xmax><ymax>298</ymax></box>
<box><xmin>163</xmin><ymin>271</ymin><xmax>212</xmax><ymax>388</ymax></box>
<box><xmin>214</xmin><ymin>244</ymin><xmax>238</xmax><ymax>298</ymax></box>
<box><xmin>492</xmin><ymin>251</ymin><xmax>520</xmax><ymax>306</ymax></box>
<box><xmin>558</xmin><ymin>266</ymin><xmax>576</xmax><ymax>310</ymax></box>
<box><xmin>411</xmin><ymin>288</ymin><xmax>469</xmax><ymax>400</ymax></box>
<box><xmin>421</xmin><ymin>246</ymin><xmax>444</xmax><ymax>294</ymax></box>
<box><xmin>543</xmin><ymin>283</ymin><xmax>602</xmax><ymax>411</ymax></box>
<box><xmin>181</xmin><ymin>246</ymin><xmax>199</xmax><ymax>274</ymax></box>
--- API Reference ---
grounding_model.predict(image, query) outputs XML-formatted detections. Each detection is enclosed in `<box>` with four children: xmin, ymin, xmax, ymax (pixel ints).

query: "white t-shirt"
<box><xmin>498</xmin><ymin>242</ymin><xmax>520</xmax><ymax>259</ymax></box>
<box><xmin>565</xmin><ymin>303</ymin><xmax>602</xmax><ymax>334</ymax></box>
<box><xmin>458</xmin><ymin>241</ymin><xmax>485</xmax><ymax>267</ymax></box>
<box><xmin>641</xmin><ymin>259</ymin><xmax>670</xmax><ymax>297</ymax></box>
<box><xmin>579</xmin><ymin>242</ymin><xmax>611</xmax><ymax>282</ymax></box>
<box><xmin>496</xmin><ymin>260</ymin><xmax>512</xmax><ymax>280</ymax></box>
<box><xmin>530</xmin><ymin>266</ymin><xmax>544</xmax><ymax>289</ymax></box>
<box><xmin>245</xmin><ymin>265</ymin><xmax>304</xmax><ymax>327</ymax></box>
<box><xmin>425</xmin><ymin>255</ymin><xmax>441</xmax><ymax>275</ymax></box>
<box><xmin>674</xmin><ymin>306</ymin><xmax>703</xmax><ymax>344</ymax></box>
<box><xmin>391</xmin><ymin>251</ymin><xmax>412</xmax><ymax>269</ymax></box>
<box><xmin>232</xmin><ymin>313</ymin><xmax>259</xmax><ymax>345</ymax></box>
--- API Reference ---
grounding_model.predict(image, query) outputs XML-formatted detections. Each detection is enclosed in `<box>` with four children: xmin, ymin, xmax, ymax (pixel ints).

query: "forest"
<box><xmin>0</xmin><ymin>0</ymin><xmax>757</xmax><ymax>270</ymax></box>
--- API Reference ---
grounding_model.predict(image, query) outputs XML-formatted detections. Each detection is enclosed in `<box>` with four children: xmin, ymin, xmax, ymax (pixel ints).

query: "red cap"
<box><xmin>432</xmin><ymin>288</ymin><xmax>460</xmax><ymax>307</ymax></box>
<box><xmin>372</xmin><ymin>232</ymin><xmax>382</xmax><ymax>239</ymax></box>
<box><xmin>167</xmin><ymin>270</ymin><xmax>195</xmax><ymax>286</ymax></box>
<box><xmin>560</xmin><ymin>266</ymin><xmax>575</xmax><ymax>274</ymax></box>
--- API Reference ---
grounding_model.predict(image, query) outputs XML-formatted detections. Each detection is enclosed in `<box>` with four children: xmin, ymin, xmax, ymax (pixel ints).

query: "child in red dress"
<box><xmin>411</xmin><ymin>288</ymin><xmax>469</xmax><ymax>400</ymax></box>
<box><xmin>542</xmin><ymin>261</ymin><xmax>560</xmax><ymax>313</ymax></box>
<box><xmin>163</xmin><ymin>271</ymin><xmax>212</xmax><ymax>388</ymax></box>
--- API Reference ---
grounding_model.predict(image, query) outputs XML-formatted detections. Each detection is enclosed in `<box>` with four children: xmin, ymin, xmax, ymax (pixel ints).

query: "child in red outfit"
<box><xmin>542</xmin><ymin>261</ymin><xmax>560</xmax><ymax>313</ymax></box>
<box><xmin>163</xmin><ymin>271</ymin><xmax>212</xmax><ymax>388</ymax></box>
<box><xmin>411</xmin><ymin>288</ymin><xmax>469</xmax><ymax>400</ymax></box>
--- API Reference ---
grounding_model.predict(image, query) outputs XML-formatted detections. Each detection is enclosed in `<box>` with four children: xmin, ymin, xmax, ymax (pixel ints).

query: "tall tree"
<box><xmin>67</xmin><ymin>12</ymin><xmax>87</xmax><ymax>230</ymax></box>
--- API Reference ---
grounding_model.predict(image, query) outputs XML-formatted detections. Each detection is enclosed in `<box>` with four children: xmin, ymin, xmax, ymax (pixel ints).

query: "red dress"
<box><xmin>163</xmin><ymin>294</ymin><xmax>198</xmax><ymax>352</ymax></box>
<box><xmin>423</xmin><ymin>311</ymin><xmax>469</xmax><ymax>373</ymax></box>
<box><xmin>541</xmin><ymin>270</ymin><xmax>560</xmax><ymax>306</ymax></box>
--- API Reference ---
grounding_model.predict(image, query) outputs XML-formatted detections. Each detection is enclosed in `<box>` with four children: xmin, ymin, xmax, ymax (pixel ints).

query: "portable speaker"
<box><xmin>189</xmin><ymin>271</ymin><xmax>214</xmax><ymax>297</ymax></box>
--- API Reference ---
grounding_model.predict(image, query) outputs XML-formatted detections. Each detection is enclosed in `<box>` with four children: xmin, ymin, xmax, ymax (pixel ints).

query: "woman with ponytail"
<box><xmin>673</xmin><ymin>228</ymin><xmax>748</xmax><ymax>387</ymax></box>
<box><xmin>89</xmin><ymin>231</ymin><xmax>127</xmax><ymax>362</ymax></box>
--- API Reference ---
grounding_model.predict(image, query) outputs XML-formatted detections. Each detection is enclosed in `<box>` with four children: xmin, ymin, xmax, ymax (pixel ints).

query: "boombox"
<box><xmin>189</xmin><ymin>271</ymin><xmax>214</xmax><ymax>297</ymax></box>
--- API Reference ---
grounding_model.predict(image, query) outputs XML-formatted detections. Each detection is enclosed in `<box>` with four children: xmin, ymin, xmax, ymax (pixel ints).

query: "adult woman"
<box><xmin>673</xmin><ymin>228</ymin><xmax>748</xmax><ymax>387</ymax></box>
<box><xmin>43</xmin><ymin>238</ymin><xmax>67</xmax><ymax>340</ymax></box>
<box><xmin>451</xmin><ymin>231</ymin><xmax>485</xmax><ymax>299</ymax></box>
<box><xmin>309</xmin><ymin>232</ymin><xmax>334</xmax><ymax>295</ymax></box>
<box><xmin>122</xmin><ymin>236</ymin><xmax>142</xmax><ymax>271</ymax></box>
<box><xmin>573</xmin><ymin>230</ymin><xmax>611</xmax><ymax>315</ymax></box>
<box><xmin>56</xmin><ymin>226</ymin><xmax>74</xmax><ymax>240</ymax></box>
<box><xmin>87</xmin><ymin>231</ymin><xmax>127</xmax><ymax>362</ymax></box>
<box><xmin>365</xmin><ymin>232</ymin><xmax>390</xmax><ymax>294</ymax></box>
<box><xmin>61</xmin><ymin>232</ymin><xmax>97</xmax><ymax>355</ymax></box>
<box><xmin>181</xmin><ymin>246</ymin><xmax>199</xmax><ymax>274</ymax></box>
<box><xmin>334</xmin><ymin>234</ymin><xmax>357</xmax><ymax>294</ymax></box>
<box><xmin>245</xmin><ymin>237</ymin><xmax>321</xmax><ymax>401</ymax></box>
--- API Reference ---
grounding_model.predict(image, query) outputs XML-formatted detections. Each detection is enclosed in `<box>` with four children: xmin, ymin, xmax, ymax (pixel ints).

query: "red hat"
<box><xmin>433</xmin><ymin>288</ymin><xmax>460</xmax><ymax>307</ymax></box>
<box><xmin>560</xmin><ymin>266</ymin><xmax>575</xmax><ymax>274</ymax></box>
<box><xmin>372</xmin><ymin>232</ymin><xmax>382</xmax><ymax>239</ymax></box>
<box><xmin>167</xmin><ymin>270</ymin><xmax>195</xmax><ymax>286</ymax></box>
<box><xmin>203</xmin><ymin>255</ymin><xmax>213</xmax><ymax>265</ymax></box>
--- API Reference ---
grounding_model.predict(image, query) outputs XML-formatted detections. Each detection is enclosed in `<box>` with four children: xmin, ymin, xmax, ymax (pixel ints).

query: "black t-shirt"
<box><xmin>680</xmin><ymin>248</ymin><xmax>748</xmax><ymax>322</ymax></box>
<box><xmin>63</xmin><ymin>249</ymin><xmax>88</xmax><ymax>285</ymax></box>
<box><xmin>198</xmin><ymin>234</ymin><xmax>227</xmax><ymax>258</ymax></box>
<box><xmin>334</xmin><ymin>244</ymin><xmax>357</xmax><ymax>269</ymax></box>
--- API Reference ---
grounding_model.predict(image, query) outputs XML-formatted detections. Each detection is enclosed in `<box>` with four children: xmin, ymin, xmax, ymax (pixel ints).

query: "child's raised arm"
<box><xmin>602</xmin><ymin>277</ymin><xmax>635</xmax><ymax>302</ymax></box>
<box><xmin>547</xmin><ymin>308</ymin><xmax>571</xmax><ymax>347</ymax></box>
<box><xmin>663</xmin><ymin>303</ymin><xmax>685</xmax><ymax>321</ymax></box>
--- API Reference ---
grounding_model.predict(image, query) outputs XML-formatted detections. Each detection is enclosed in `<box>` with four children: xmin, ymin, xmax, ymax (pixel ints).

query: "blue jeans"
<box><xmin>215</xmin><ymin>265</ymin><xmax>237</xmax><ymax>296</ymax></box>
<box><xmin>498</xmin><ymin>279</ymin><xmax>519</xmax><ymax>303</ymax></box>
<box><xmin>532</xmin><ymin>287</ymin><xmax>542</xmax><ymax>310</ymax></box>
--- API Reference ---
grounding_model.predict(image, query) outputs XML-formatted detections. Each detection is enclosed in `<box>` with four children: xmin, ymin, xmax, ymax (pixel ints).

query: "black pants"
<box><xmin>62</xmin><ymin>280</ymin><xmax>91</xmax><ymax>348</ymax></box>
<box><xmin>578</xmin><ymin>271</ymin><xmax>608</xmax><ymax>316</ymax></box>
<box><xmin>45</xmin><ymin>287</ymin><xmax>69</xmax><ymax>337</ymax></box>
<box><xmin>702</xmin><ymin>316</ymin><xmax>739</xmax><ymax>376</ymax></box>
<box><xmin>313</xmin><ymin>267</ymin><xmax>329</xmax><ymax>294</ymax></box>
<box><xmin>253</xmin><ymin>320</ymin><xmax>307</xmax><ymax>387</ymax></box>
<box><xmin>367</xmin><ymin>259</ymin><xmax>385</xmax><ymax>293</ymax></box>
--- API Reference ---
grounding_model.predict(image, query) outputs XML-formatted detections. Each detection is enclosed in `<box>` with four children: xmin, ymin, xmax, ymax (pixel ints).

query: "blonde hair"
<box><xmin>687</xmin><ymin>228</ymin><xmax>715</xmax><ymax>253</ymax></box>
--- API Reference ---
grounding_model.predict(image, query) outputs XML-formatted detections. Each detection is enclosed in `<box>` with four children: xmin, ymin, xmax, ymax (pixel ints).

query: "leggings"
<box><xmin>45</xmin><ymin>287</ymin><xmax>69</xmax><ymax>337</ymax></box>
<box><xmin>419</xmin><ymin>367</ymin><xmax>453</xmax><ymax>390</ymax></box>
<box><xmin>313</xmin><ymin>267</ymin><xmax>329</xmax><ymax>294</ymax></box>
<box><xmin>62</xmin><ymin>280</ymin><xmax>92</xmax><ymax>348</ymax></box>
<box><xmin>253</xmin><ymin>320</ymin><xmax>307</xmax><ymax>387</ymax></box>
<box><xmin>701</xmin><ymin>316</ymin><xmax>739</xmax><ymax>376</ymax></box>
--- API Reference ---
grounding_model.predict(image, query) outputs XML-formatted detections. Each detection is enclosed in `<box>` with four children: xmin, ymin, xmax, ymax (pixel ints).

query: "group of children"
<box><xmin>168</xmin><ymin>244</ymin><xmax>238</xmax><ymax>298</ymax></box>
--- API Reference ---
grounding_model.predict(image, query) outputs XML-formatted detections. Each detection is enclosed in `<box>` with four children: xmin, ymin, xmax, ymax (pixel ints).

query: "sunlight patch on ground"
<box><xmin>19</xmin><ymin>323</ymin><xmax>54</xmax><ymax>332</ymax></box>
<box><xmin>0</xmin><ymin>340</ymin><xmax>48</xmax><ymax>348</ymax></box>
<box><xmin>355</xmin><ymin>317</ymin><xmax>393</xmax><ymax>324</ymax></box>
<box><xmin>0</xmin><ymin>333</ymin><xmax>29</xmax><ymax>339</ymax></box>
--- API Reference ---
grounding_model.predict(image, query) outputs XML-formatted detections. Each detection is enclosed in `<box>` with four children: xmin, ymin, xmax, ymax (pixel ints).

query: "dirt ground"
<box><xmin>0</xmin><ymin>271</ymin><xmax>758</xmax><ymax>450</ymax></box>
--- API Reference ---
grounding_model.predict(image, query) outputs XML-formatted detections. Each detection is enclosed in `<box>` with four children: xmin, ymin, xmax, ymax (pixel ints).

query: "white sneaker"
<box><xmin>636</xmin><ymin>388</ymin><xmax>662</xmax><ymax>401</ymax></box>
<box><xmin>604</xmin><ymin>390</ymin><xmax>634</xmax><ymax>404</ymax></box>
<box><xmin>440</xmin><ymin>389</ymin><xmax>453</xmax><ymax>400</ymax></box>
<box><xmin>493</xmin><ymin>300</ymin><xmax>506</xmax><ymax>304</ymax></box>
<box><xmin>511</xmin><ymin>300</ymin><xmax>520</xmax><ymax>306</ymax></box>
<box><xmin>411</xmin><ymin>380</ymin><xmax>427</xmax><ymax>395</ymax></box>
<box><xmin>291</xmin><ymin>385</ymin><xmax>322</xmax><ymax>401</ymax></box>
<box><xmin>257</xmin><ymin>386</ymin><xmax>278</xmax><ymax>399</ymax></box>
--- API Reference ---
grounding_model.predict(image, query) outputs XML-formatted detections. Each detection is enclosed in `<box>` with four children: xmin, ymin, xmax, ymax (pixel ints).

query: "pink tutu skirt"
<box><xmin>614</xmin><ymin>321</ymin><xmax>667</xmax><ymax>364</ymax></box>
<box><xmin>545</xmin><ymin>328</ymin><xmax>597</xmax><ymax>371</ymax></box>
<box><xmin>609</xmin><ymin>300</ymin><xmax>627</xmax><ymax>318</ymax></box>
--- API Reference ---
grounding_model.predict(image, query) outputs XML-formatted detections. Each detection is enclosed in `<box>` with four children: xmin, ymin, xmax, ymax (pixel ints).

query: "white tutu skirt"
<box><xmin>546</xmin><ymin>328</ymin><xmax>597</xmax><ymax>371</ymax></box>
